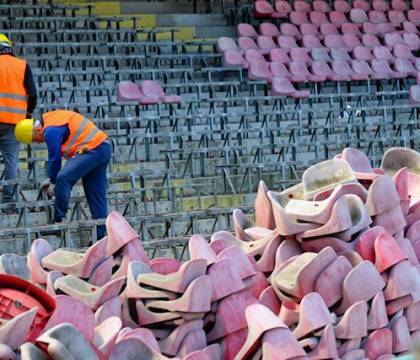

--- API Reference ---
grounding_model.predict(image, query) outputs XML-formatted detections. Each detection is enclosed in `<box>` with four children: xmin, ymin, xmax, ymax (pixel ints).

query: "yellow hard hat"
<box><xmin>0</xmin><ymin>33</ymin><xmax>12</xmax><ymax>47</ymax></box>
<box><xmin>15</xmin><ymin>118</ymin><xmax>34</xmax><ymax>144</ymax></box>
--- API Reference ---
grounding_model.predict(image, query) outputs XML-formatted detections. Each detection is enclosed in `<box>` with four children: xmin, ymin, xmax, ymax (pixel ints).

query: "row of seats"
<box><xmin>254</xmin><ymin>0</ymin><xmax>420</xmax><ymax>19</ymax></box>
<box><xmin>117</xmin><ymin>80</ymin><xmax>182</xmax><ymax>104</ymax></box>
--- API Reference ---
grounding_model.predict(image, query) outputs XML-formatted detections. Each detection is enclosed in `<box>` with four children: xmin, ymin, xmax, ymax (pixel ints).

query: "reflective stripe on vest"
<box><xmin>62</xmin><ymin>117</ymin><xmax>89</xmax><ymax>157</ymax></box>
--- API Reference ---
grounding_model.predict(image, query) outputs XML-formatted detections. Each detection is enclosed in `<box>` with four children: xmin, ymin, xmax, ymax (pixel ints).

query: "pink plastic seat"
<box><xmin>311</xmin><ymin>48</ymin><xmax>332</xmax><ymax>62</ymax></box>
<box><xmin>330</xmin><ymin>11</ymin><xmax>348</xmax><ymax>25</ymax></box>
<box><xmin>300</xmin><ymin>23</ymin><xmax>320</xmax><ymax>38</ymax></box>
<box><xmin>141</xmin><ymin>80</ymin><xmax>181</xmax><ymax>104</ymax></box>
<box><xmin>362</xmin><ymin>22</ymin><xmax>381</xmax><ymax>35</ymax></box>
<box><xmin>325</xmin><ymin>34</ymin><xmax>346</xmax><ymax>48</ymax></box>
<box><xmin>28</xmin><ymin>238</ymin><xmax>52</xmax><ymax>285</ymax></box>
<box><xmin>330</xmin><ymin>48</ymin><xmax>352</xmax><ymax>61</ymax></box>
<box><xmin>414</xmin><ymin>0</ymin><xmax>420</xmax><ymax>10</ymax></box>
<box><xmin>275</xmin><ymin>0</ymin><xmax>292</xmax><ymax>16</ymax></box>
<box><xmin>394</xmin><ymin>58</ymin><xmax>417</xmax><ymax>77</ymax></box>
<box><xmin>311</xmin><ymin>61</ymin><xmax>335</xmax><ymax>80</ymax></box>
<box><xmin>237</xmin><ymin>23</ymin><xmax>257</xmax><ymax>38</ymax></box>
<box><xmin>354</xmin><ymin>0</ymin><xmax>371</xmax><ymax>11</ymax></box>
<box><xmin>244</xmin><ymin>49</ymin><xmax>266</xmax><ymax>63</ymax></box>
<box><xmin>320</xmin><ymin>23</ymin><xmax>340</xmax><ymax>36</ymax></box>
<box><xmin>269</xmin><ymin>48</ymin><xmax>291</xmax><ymax>63</ymax></box>
<box><xmin>223</xmin><ymin>50</ymin><xmax>248</xmax><ymax>69</ymax></box>
<box><xmin>392</xmin><ymin>0</ymin><xmax>408</xmax><ymax>11</ymax></box>
<box><xmin>255</xmin><ymin>0</ymin><xmax>283</xmax><ymax>18</ymax></box>
<box><xmin>351</xmin><ymin>60</ymin><xmax>373</xmax><ymax>80</ymax></box>
<box><xmin>294</xmin><ymin>0</ymin><xmax>311</xmax><ymax>12</ymax></box>
<box><xmin>383</xmin><ymin>260</ymin><xmax>420</xmax><ymax>302</ymax></box>
<box><xmin>402</xmin><ymin>32</ymin><xmax>420</xmax><ymax>51</ymax></box>
<box><xmin>335</xmin><ymin>301</ymin><xmax>368</xmax><ymax>339</ymax></box>
<box><xmin>384</xmin><ymin>32</ymin><xmax>404</xmax><ymax>47</ymax></box>
<box><xmin>302</xmin><ymin>34</ymin><xmax>323</xmax><ymax>48</ymax></box>
<box><xmin>258</xmin><ymin>23</ymin><xmax>280</xmax><ymax>37</ymax></box>
<box><xmin>373</xmin><ymin>0</ymin><xmax>389</xmax><ymax>11</ymax></box>
<box><xmin>331</xmin><ymin>60</ymin><xmax>353</xmax><ymax>81</ymax></box>
<box><xmin>257</xmin><ymin>35</ymin><xmax>277</xmax><ymax>54</ymax></box>
<box><xmin>388</xmin><ymin>10</ymin><xmax>407</xmax><ymax>23</ymax></box>
<box><xmin>343</xmin><ymin>34</ymin><xmax>362</xmax><ymax>49</ymax></box>
<box><xmin>410</xmin><ymin>85</ymin><xmax>420</xmax><ymax>105</ymax></box>
<box><xmin>353</xmin><ymin>46</ymin><xmax>374</xmax><ymax>61</ymax></box>
<box><xmin>373</xmin><ymin>46</ymin><xmax>395</xmax><ymax>62</ymax></box>
<box><xmin>279</xmin><ymin>23</ymin><xmax>300</xmax><ymax>39</ymax></box>
<box><xmin>0</xmin><ymin>308</ymin><xmax>37</xmax><ymax>350</ymax></box>
<box><xmin>334</xmin><ymin>0</ymin><xmax>351</xmax><ymax>12</ymax></box>
<box><xmin>255</xmin><ymin>180</ymin><xmax>275</xmax><ymax>230</ymax></box>
<box><xmin>271</xmin><ymin>77</ymin><xmax>310</xmax><ymax>98</ymax></box>
<box><xmin>402</xmin><ymin>21</ymin><xmax>418</xmax><ymax>33</ymax></box>
<box><xmin>248</xmin><ymin>60</ymin><xmax>273</xmax><ymax>80</ymax></box>
<box><xmin>290</xmin><ymin>11</ymin><xmax>309</xmax><ymax>26</ymax></box>
<box><xmin>369</xmin><ymin>10</ymin><xmax>388</xmax><ymax>23</ymax></box>
<box><xmin>362</xmin><ymin>34</ymin><xmax>381</xmax><ymax>47</ymax></box>
<box><xmin>238</xmin><ymin>36</ymin><xmax>259</xmax><ymax>51</ymax></box>
<box><xmin>372</xmin><ymin>59</ymin><xmax>406</xmax><ymax>79</ymax></box>
<box><xmin>408</xmin><ymin>10</ymin><xmax>420</xmax><ymax>24</ymax></box>
<box><xmin>310</xmin><ymin>11</ymin><xmax>328</xmax><ymax>25</ymax></box>
<box><xmin>117</xmin><ymin>81</ymin><xmax>142</xmax><ymax>102</ymax></box>
<box><xmin>313</xmin><ymin>0</ymin><xmax>330</xmax><ymax>12</ymax></box>
<box><xmin>149</xmin><ymin>257</ymin><xmax>181</xmax><ymax>275</ymax></box>
<box><xmin>290</xmin><ymin>48</ymin><xmax>312</xmax><ymax>64</ymax></box>
<box><xmin>277</xmin><ymin>35</ymin><xmax>298</xmax><ymax>50</ymax></box>
<box><xmin>216</xmin><ymin>37</ymin><xmax>239</xmax><ymax>53</ymax></box>
<box><xmin>270</xmin><ymin>62</ymin><xmax>294</xmax><ymax>80</ymax></box>
<box><xmin>350</xmin><ymin>8</ymin><xmax>368</xmax><ymax>23</ymax></box>
<box><xmin>390</xmin><ymin>316</ymin><xmax>412</xmax><ymax>353</ymax></box>
<box><xmin>342</xmin><ymin>23</ymin><xmax>362</xmax><ymax>36</ymax></box>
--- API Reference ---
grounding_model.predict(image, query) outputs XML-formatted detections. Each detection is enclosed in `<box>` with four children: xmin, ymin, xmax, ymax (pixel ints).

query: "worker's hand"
<box><xmin>40</xmin><ymin>178</ymin><xmax>51</xmax><ymax>190</ymax></box>
<box><xmin>45</xmin><ymin>183</ymin><xmax>55</xmax><ymax>199</ymax></box>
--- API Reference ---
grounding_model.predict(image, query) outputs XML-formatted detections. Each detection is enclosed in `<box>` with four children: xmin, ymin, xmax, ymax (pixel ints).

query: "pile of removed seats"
<box><xmin>0</xmin><ymin>146</ymin><xmax>419</xmax><ymax>359</ymax></box>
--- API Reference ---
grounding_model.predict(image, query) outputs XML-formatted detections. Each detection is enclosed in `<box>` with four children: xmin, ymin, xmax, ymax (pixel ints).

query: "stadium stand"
<box><xmin>0</xmin><ymin>0</ymin><xmax>418</xmax><ymax>262</ymax></box>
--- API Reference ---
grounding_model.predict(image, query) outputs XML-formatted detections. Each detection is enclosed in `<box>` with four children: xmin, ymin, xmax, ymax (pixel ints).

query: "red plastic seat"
<box><xmin>350</xmin><ymin>8</ymin><xmax>368</xmax><ymax>23</ymax></box>
<box><xmin>237</xmin><ymin>23</ymin><xmax>258</xmax><ymax>38</ymax></box>
<box><xmin>279</xmin><ymin>23</ymin><xmax>300</xmax><ymax>39</ymax></box>
<box><xmin>313</xmin><ymin>0</ymin><xmax>330</xmax><ymax>12</ymax></box>
<box><xmin>320</xmin><ymin>23</ymin><xmax>340</xmax><ymax>36</ymax></box>
<box><xmin>294</xmin><ymin>0</ymin><xmax>311</xmax><ymax>12</ymax></box>
<box><xmin>269</xmin><ymin>48</ymin><xmax>291</xmax><ymax>63</ymax></box>
<box><xmin>373</xmin><ymin>46</ymin><xmax>395</xmax><ymax>62</ymax></box>
<box><xmin>341</xmin><ymin>23</ymin><xmax>362</xmax><ymax>36</ymax></box>
<box><xmin>248</xmin><ymin>60</ymin><xmax>273</xmax><ymax>80</ymax></box>
<box><xmin>353</xmin><ymin>46</ymin><xmax>374</xmax><ymax>61</ymax></box>
<box><xmin>331</xmin><ymin>60</ymin><xmax>353</xmax><ymax>81</ymax></box>
<box><xmin>311</xmin><ymin>61</ymin><xmax>335</xmax><ymax>80</ymax></box>
<box><xmin>290</xmin><ymin>47</ymin><xmax>312</xmax><ymax>64</ymax></box>
<box><xmin>310</xmin><ymin>11</ymin><xmax>329</xmax><ymax>25</ymax></box>
<box><xmin>388</xmin><ymin>10</ymin><xmax>407</xmax><ymax>24</ymax></box>
<box><xmin>362</xmin><ymin>34</ymin><xmax>381</xmax><ymax>47</ymax></box>
<box><xmin>369</xmin><ymin>10</ymin><xmax>387</xmax><ymax>23</ymax></box>
<box><xmin>330</xmin><ymin>11</ymin><xmax>348</xmax><ymax>25</ymax></box>
<box><xmin>325</xmin><ymin>34</ymin><xmax>346</xmax><ymax>48</ymax></box>
<box><xmin>392</xmin><ymin>0</ymin><xmax>408</xmax><ymax>11</ymax></box>
<box><xmin>290</xmin><ymin>11</ymin><xmax>309</xmax><ymax>26</ymax></box>
<box><xmin>302</xmin><ymin>34</ymin><xmax>323</xmax><ymax>48</ymax></box>
<box><xmin>353</xmin><ymin>0</ymin><xmax>371</xmax><ymax>11</ymax></box>
<box><xmin>238</xmin><ymin>36</ymin><xmax>258</xmax><ymax>51</ymax></box>
<box><xmin>277</xmin><ymin>35</ymin><xmax>298</xmax><ymax>50</ymax></box>
<box><xmin>258</xmin><ymin>23</ymin><xmax>280</xmax><ymax>37</ymax></box>
<box><xmin>271</xmin><ymin>77</ymin><xmax>311</xmax><ymax>98</ymax></box>
<box><xmin>311</xmin><ymin>48</ymin><xmax>332</xmax><ymax>62</ymax></box>
<box><xmin>334</xmin><ymin>0</ymin><xmax>351</xmax><ymax>13</ymax></box>
<box><xmin>257</xmin><ymin>35</ymin><xmax>277</xmax><ymax>54</ymax></box>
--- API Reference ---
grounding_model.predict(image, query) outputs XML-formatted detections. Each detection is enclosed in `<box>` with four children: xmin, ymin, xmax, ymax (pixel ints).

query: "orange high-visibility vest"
<box><xmin>42</xmin><ymin>110</ymin><xmax>108</xmax><ymax>159</ymax></box>
<box><xmin>0</xmin><ymin>55</ymin><xmax>29</xmax><ymax>125</ymax></box>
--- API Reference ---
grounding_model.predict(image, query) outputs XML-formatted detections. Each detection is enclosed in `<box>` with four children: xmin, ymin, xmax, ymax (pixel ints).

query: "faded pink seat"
<box><xmin>309</xmin><ymin>11</ymin><xmax>329</xmax><ymax>25</ymax></box>
<box><xmin>390</xmin><ymin>316</ymin><xmax>412</xmax><ymax>353</ymax></box>
<box><xmin>325</xmin><ymin>34</ymin><xmax>346</xmax><ymax>48</ymax></box>
<box><xmin>366</xmin><ymin>175</ymin><xmax>401</xmax><ymax>216</ymax></box>
<box><xmin>302</xmin><ymin>34</ymin><xmax>323</xmax><ymax>48</ymax></box>
<box><xmin>28</xmin><ymin>238</ymin><xmax>52</xmax><ymax>285</ymax></box>
<box><xmin>369</xmin><ymin>10</ymin><xmax>388</xmax><ymax>23</ymax></box>
<box><xmin>294</xmin><ymin>0</ymin><xmax>311</xmax><ymax>12</ymax></box>
<box><xmin>388</xmin><ymin>10</ymin><xmax>407</xmax><ymax>23</ymax></box>
<box><xmin>93</xmin><ymin>316</ymin><xmax>121</xmax><ymax>357</ymax></box>
<box><xmin>313</xmin><ymin>0</ymin><xmax>330</xmax><ymax>12</ymax></box>
<box><xmin>41</xmin><ymin>238</ymin><xmax>107</xmax><ymax>278</ymax></box>
<box><xmin>117</xmin><ymin>81</ymin><xmax>141</xmax><ymax>102</ymax></box>
<box><xmin>373</xmin><ymin>46</ymin><xmax>395</xmax><ymax>62</ymax></box>
<box><xmin>392</xmin><ymin>0</ymin><xmax>408</xmax><ymax>11</ymax></box>
<box><xmin>223</xmin><ymin>50</ymin><xmax>248</xmax><ymax>69</ymax></box>
<box><xmin>254</xmin><ymin>180</ymin><xmax>275</xmax><ymax>229</ymax></box>
<box><xmin>354</xmin><ymin>0</ymin><xmax>371</xmax><ymax>10</ymax></box>
<box><xmin>290</xmin><ymin>11</ymin><xmax>309</xmax><ymax>26</ymax></box>
<box><xmin>331</xmin><ymin>60</ymin><xmax>353</xmax><ymax>81</ymax></box>
<box><xmin>188</xmin><ymin>234</ymin><xmax>217</xmax><ymax>265</ymax></box>
<box><xmin>362</xmin><ymin>34</ymin><xmax>381</xmax><ymax>47</ymax></box>
<box><xmin>232</xmin><ymin>208</ymin><xmax>272</xmax><ymax>241</ymax></box>
<box><xmin>271</xmin><ymin>77</ymin><xmax>310</xmax><ymax>98</ymax></box>
<box><xmin>384</xmin><ymin>32</ymin><xmax>404</xmax><ymax>47</ymax></box>
<box><xmin>342</xmin><ymin>147</ymin><xmax>380</xmax><ymax>180</ymax></box>
<box><xmin>270</xmin><ymin>62</ymin><xmax>294</xmax><ymax>79</ymax></box>
<box><xmin>0</xmin><ymin>308</ymin><xmax>37</xmax><ymax>350</ymax></box>
<box><xmin>330</xmin><ymin>48</ymin><xmax>352</xmax><ymax>61</ymax></box>
<box><xmin>290</xmin><ymin>61</ymin><xmax>326</xmax><ymax>82</ymax></box>
<box><xmin>320</xmin><ymin>23</ymin><xmax>340</xmax><ymax>36</ymax></box>
<box><xmin>414</xmin><ymin>0</ymin><xmax>420</xmax><ymax>10</ymax></box>
<box><xmin>238</xmin><ymin>36</ymin><xmax>259</xmax><ymax>51</ymax></box>
<box><xmin>410</xmin><ymin>85</ymin><xmax>420</xmax><ymax>105</ymax></box>
<box><xmin>275</xmin><ymin>0</ymin><xmax>292</xmax><ymax>16</ymax></box>
<box><xmin>257</xmin><ymin>35</ymin><xmax>277</xmax><ymax>54</ymax></box>
<box><xmin>279</xmin><ymin>23</ymin><xmax>300</xmax><ymax>40</ymax></box>
<box><xmin>352</xmin><ymin>60</ymin><xmax>374</xmax><ymax>80</ymax></box>
<box><xmin>311</xmin><ymin>61</ymin><xmax>335</xmax><ymax>80</ymax></box>
<box><xmin>255</xmin><ymin>0</ymin><xmax>283</xmax><ymax>18</ymax></box>
<box><xmin>149</xmin><ymin>257</ymin><xmax>180</xmax><ymax>275</ymax></box>
<box><xmin>290</xmin><ymin>47</ymin><xmax>312</xmax><ymax>64</ymax></box>
<box><xmin>269</xmin><ymin>48</ymin><xmax>291</xmax><ymax>63</ymax></box>
<box><xmin>334</xmin><ymin>0</ymin><xmax>350</xmax><ymax>12</ymax></box>
<box><xmin>342</xmin><ymin>23</ymin><xmax>362</xmax><ymax>36</ymax></box>
<box><xmin>371</xmin><ymin>59</ymin><xmax>404</xmax><ymax>79</ymax></box>
<box><xmin>330</xmin><ymin>11</ymin><xmax>348</xmax><ymax>26</ymax></box>
<box><xmin>362</xmin><ymin>22</ymin><xmax>381</xmax><ymax>35</ymax></box>
<box><xmin>343</xmin><ymin>34</ymin><xmax>362</xmax><ymax>49</ymax></box>
<box><xmin>402</xmin><ymin>21</ymin><xmax>418</xmax><ymax>33</ymax></box>
<box><xmin>300</xmin><ymin>23</ymin><xmax>320</xmax><ymax>38</ymax></box>
<box><xmin>141</xmin><ymin>80</ymin><xmax>181</xmax><ymax>104</ymax></box>
<box><xmin>244</xmin><ymin>49</ymin><xmax>265</xmax><ymax>63</ymax></box>
<box><xmin>277</xmin><ymin>35</ymin><xmax>298</xmax><ymax>50</ymax></box>
<box><xmin>258</xmin><ymin>23</ymin><xmax>280</xmax><ymax>37</ymax></box>
<box><xmin>350</xmin><ymin>8</ymin><xmax>368</xmax><ymax>23</ymax></box>
<box><xmin>402</xmin><ymin>33</ymin><xmax>420</xmax><ymax>51</ymax></box>
<box><xmin>311</xmin><ymin>48</ymin><xmax>332</xmax><ymax>62</ymax></box>
<box><xmin>408</xmin><ymin>10</ymin><xmax>420</xmax><ymax>24</ymax></box>
<box><xmin>335</xmin><ymin>301</ymin><xmax>368</xmax><ymax>339</ymax></box>
<box><xmin>373</xmin><ymin>0</ymin><xmax>389</xmax><ymax>11</ymax></box>
<box><xmin>367</xmin><ymin>291</ymin><xmax>388</xmax><ymax>331</ymax></box>
<box><xmin>216</xmin><ymin>37</ymin><xmax>239</xmax><ymax>53</ymax></box>
<box><xmin>394</xmin><ymin>58</ymin><xmax>417</xmax><ymax>77</ymax></box>
<box><xmin>248</xmin><ymin>60</ymin><xmax>273</xmax><ymax>81</ymax></box>
<box><xmin>95</xmin><ymin>296</ymin><xmax>122</xmax><ymax>326</ymax></box>
<box><xmin>353</xmin><ymin>46</ymin><xmax>374</xmax><ymax>61</ymax></box>
<box><xmin>383</xmin><ymin>260</ymin><xmax>420</xmax><ymax>302</ymax></box>
<box><xmin>237</xmin><ymin>23</ymin><xmax>257</xmax><ymax>38</ymax></box>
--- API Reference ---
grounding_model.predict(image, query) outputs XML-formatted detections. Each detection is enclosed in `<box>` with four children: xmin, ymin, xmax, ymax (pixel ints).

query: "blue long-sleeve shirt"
<box><xmin>44</xmin><ymin>125</ymin><xmax>69</xmax><ymax>184</ymax></box>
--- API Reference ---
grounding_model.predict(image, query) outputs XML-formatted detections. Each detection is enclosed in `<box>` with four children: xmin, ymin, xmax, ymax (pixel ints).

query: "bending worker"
<box><xmin>0</xmin><ymin>33</ymin><xmax>37</xmax><ymax>209</ymax></box>
<box><xmin>14</xmin><ymin>110</ymin><xmax>111</xmax><ymax>238</ymax></box>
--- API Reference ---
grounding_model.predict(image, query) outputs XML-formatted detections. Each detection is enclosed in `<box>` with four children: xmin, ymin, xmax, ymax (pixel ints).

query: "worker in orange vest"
<box><xmin>0</xmin><ymin>33</ymin><xmax>37</xmax><ymax>210</ymax></box>
<box><xmin>15</xmin><ymin>110</ymin><xmax>111</xmax><ymax>239</ymax></box>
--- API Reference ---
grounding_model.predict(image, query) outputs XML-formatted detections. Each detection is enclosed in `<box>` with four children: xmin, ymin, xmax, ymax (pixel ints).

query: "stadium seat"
<box><xmin>334</xmin><ymin>0</ymin><xmax>351</xmax><ymax>13</ymax></box>
<box><xmin>290</xmin><ymin>48</ymin><xmax>312</xmax><ymax>64</ymax></box>
<box><xmin>268</xmin><ymin>61</ymin><xmax>295</xmax><ymax>80</ymax></box>
<box><xmin>238</xmin><ymin>37</ymin><xmax>259</xmax><ymax>51</ymax></box>
<box><xmin>343</xmin><ymin>34</ymin><xmax>362</xmax><ymax>49</ymax></box>
<box><xmin>300</xmin><ymin>23</ymin><xmax>320</xmax><ymax>38</ymax></box>
<box><xmin>311</xmin><ymin>48</ymin><xmax>332</xmax><ymax>62</ymax></box>
<box><xmin>320</xmin><ymin>23</ymin><xmax>340</xmax><ymax>36</ymax></box>
<box><xmin>369</xmin><ymin>10</ymin><xmax>388</xmax><ymax>23</ymax></box>
<box><xmin>294</xmin><ymin>0</ymin><xmax>311</xmax><ymax>13</ymax></box>
<box><xmin>271</xmin><ymin>77</ymin><xmax>310</xmax><ymax>98</ymax></box>
<box><xmin>290</xmin><ymin>12</ymin><xmax>309</xmax><ymax>26</ymax></box>
<box><xmin>373</xmin><ymin>0</ymin><xmax>390</xmax><ymax>11</ymax></box>
<box><xmin>259</xmin><ymin>23</ymin><xmax>280</xmax><ymax>37</ymax></box>
<box><xmin>393</xmin><ymin>44</ymin><xmax>415</xmax><ymax>59</ymax></box>
<box><xmin>302</xmin><ymin>35</ymin><xmax>323</xmax><ymax>48</ymax></box>
<box><xmin>290</xmin><ymin>61</ymin><xmax>326</xmax><ymax>82</ymax></box>
<box><xmin>353</xmin><ymin>0</ymin><xmax>371</xmax><ymax>11</ymax></box>
<box><xmin>140</xmin><ymin>81</ymin><xmax>181</xmax><ymax>104</ymax></box>
<box><xmin>384</xmin><ymin>33</ymin><xmax>404</xmax><ymax>47</ymax></box>
<box><xmin>329</xmin><ymin>11</ymin><xmax>348</xmax><ymax>26</ymax></box>
<box><xmin>351</xmin><ymin>60</ymin><xmax>374</xmax><ymax>79</ymax></box>
<box><xmin>341</xmin><ymin>23</ymin><xmax>362</xmax><ymax>37</ymax></box>
<box><xmin>407</xmin><ymin>10</ymin><xmax>420</xmax><ymax>24</ymax></box>
<box><xmin>280</xmin><ymin>23</ymin><xmax>301</xmax><ymax>40</ymax></box>
<box><xmin>393</xmin><ymin>59</ymin><xmax>417</xmax><ymax>77</ymax></box>
<box><xmin>237</xmin><ymin>24</ymin><xmax>258</xmax><ymax>38</ymax></box>
<box><xmin>331</xmin><ymin>61</ymin><xmax>353</xmax><ymax>81</ymax></box>
<box><xmin>244</xmin><ymin>49</ymin><xmax>266</xmax><ymax>63</ymax></box>
<box><xmin>362</xmin><ymin>34</ymin><xmax>381</xmax><ymax>47</ymax></box>
<box><xmin>216</xmin><ymin>37</ymin><xmax>239</xmax><ymax>53</ymax></box>
<box><xmin>388</xmin><ymin>10</ymin><xmax>407</xmax><ymax>24</ymax></box>
<box><xmin>269</xmin><ymin>48</ymin><xmax>291</xmax><ymax>63</ymax></box>
<box><xmin>223</xmin><ymin>50</ymin><xmax>248</xmax><ymax>69</ymax></box>
<box><xmin>117</xmin><ymin>81</ymin><xmax>142</xmax><ymax>102</ymax></box>
<box><xmin>313</xmin><ymin>0</ymin><xmax>330</xmax><ymax>12</ymax></box>
<box><xmin>373</xmin><ymin>46</ymin><xmax>395</xmax><ymax>62</ymax></box>
<box><xmin>350</xmin><ymin>9</ymin><xmax>369</xmax><ymax>23</ymax></box>
<box><xmin>402</xmin><ymin>33</ymin><xmax>420</xmax><ymax>51</ymax></box>
<box><xmin>275</xmin><ymin>1</ymin><xmax>292</xmax><ymax>17</ymax></box>
<box><xmin>310</xmin><ymin>11</ymin><xmax>329</xmax><ymax>25</ymax></box>
<box><xmin>330</xmin><ymin>48</ymin><xmax>352</xmax><ymax>62</ymax></box>
<box><xmin>391</xmin><ymin>0</ymin><xmax>408</xmax><ymax>11</ymax></box>
<box><xmin>324</xmin><ymin>34</ymin><xmax>346</xmax><ymax>48</ymax></box>
<box><xmin>353</xmin><ymin>46</ymin><xmax>374</xmax><ymax>61</ymax></box>
<box><xmin>277</xmin><ymin>35</ymin><xmax>298</xmax><ymax>50</ymax></box>
<box><xmin>257</xmin><ymin>35</ymin><xmax>278</xmax><ymax>54</ymax></box>
<box><xmin>248</xmin><ymin>60</ymin><xmax>273</xmax><ymax>80</ymax></box>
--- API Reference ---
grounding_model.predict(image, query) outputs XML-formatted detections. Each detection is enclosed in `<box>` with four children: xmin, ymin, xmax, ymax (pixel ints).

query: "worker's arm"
<box><xmin>23</xmin><ymin>63</ymin><xmax>37</xmax><ymax>116</ymax></box>
<box><xmin>44</xmin><ymin>126</ymin><xmax>70</xmax><ymax>184</ymax></box>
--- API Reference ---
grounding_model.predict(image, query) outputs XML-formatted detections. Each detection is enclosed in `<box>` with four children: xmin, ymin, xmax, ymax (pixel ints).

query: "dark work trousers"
<box><xmin>54</xmin><ymin>140</ymin><xmax>111</xmax><ymax>239</ymax></box>
<box><xmin>0</xmin><ymin>123</ymin><xmax>20</xmax><ymax>203</ymax></box>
